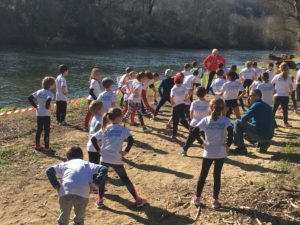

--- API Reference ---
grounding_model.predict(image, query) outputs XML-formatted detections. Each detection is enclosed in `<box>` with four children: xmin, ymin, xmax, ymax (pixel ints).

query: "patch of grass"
<box><xmin>0</xmin><ymin>105</ymin><xmax>18</xmax><ymax>113</ymax></box>
<box><xmin>282</xmin><ymin>143</ymin><xmax>297</xmax><ymax>154</ymax></box>
<box><xmin>277</xmin><ymin>159</ymin><xmax>290</xmax><ymax>171</ymax></box>
<box><xmin>0</xmin><ymin>148</ymin><xmax>14</xmax><ymax>164</ymax></box>
<box><xmin>27</xmin><ymin>150</ymin><xmax>45</xmax><ymax>161</ymax></box>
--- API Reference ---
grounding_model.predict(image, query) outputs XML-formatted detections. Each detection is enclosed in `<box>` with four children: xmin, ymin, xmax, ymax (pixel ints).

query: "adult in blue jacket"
<box><xmin>231</xmin><ymin>89</ymin><xmax>275</xmax><ymax>155</ymax></box>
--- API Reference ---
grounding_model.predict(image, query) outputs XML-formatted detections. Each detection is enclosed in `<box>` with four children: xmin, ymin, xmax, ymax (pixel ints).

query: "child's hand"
<box><xmin>120</xmin><ymin>151</ymin><xmax>128</xmax><ymax>157</ymax></box>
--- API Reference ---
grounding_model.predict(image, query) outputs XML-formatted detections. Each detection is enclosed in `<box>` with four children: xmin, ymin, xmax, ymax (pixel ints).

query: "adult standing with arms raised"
<box><xmin>203</xmin><ymin>49</ymin><xmax>226</xmax><ymax>93</ymax></box>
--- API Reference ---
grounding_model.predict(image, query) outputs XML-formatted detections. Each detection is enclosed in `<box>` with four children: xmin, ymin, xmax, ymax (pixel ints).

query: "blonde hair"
<box><xmin>90</xmin><ymin>68</ymin><xmax>100</xmax><ymax>81</ymax></box>
<box><xmin>210</xmin><ymin>98</ymin><xmax>225</xmax><ymax>121</ymax></box>
<box><xmin>279</xmin><ymin>63</ymin><xmax>289</xmax><ymax>80</ymax></box>
<box><xmin>42</xmin><ymin>76</ymin><xmax>55</xmax><ymax>90</ymax></box>
<box><xmin>89</xmin><ymin>100</ymin><xmax>103</xmax><ymax>114</ymax></box>
<box><xmin>245</xmin><ymin>61</ymin><xmax>253</xmax><ymax>68</ymax></box>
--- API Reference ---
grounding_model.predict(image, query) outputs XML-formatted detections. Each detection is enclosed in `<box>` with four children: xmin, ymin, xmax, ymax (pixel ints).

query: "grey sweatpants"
<box><xmin>57</xmin><ymin>194</ymin><xmax>89</xmax><ymax>225</ymax></box>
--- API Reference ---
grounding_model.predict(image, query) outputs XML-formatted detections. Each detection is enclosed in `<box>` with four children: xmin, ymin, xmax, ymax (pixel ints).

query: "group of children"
<box><xmin>27</xmin><ymin>59</ymin><xmax>298</xmax><ymax>224</ymax></box>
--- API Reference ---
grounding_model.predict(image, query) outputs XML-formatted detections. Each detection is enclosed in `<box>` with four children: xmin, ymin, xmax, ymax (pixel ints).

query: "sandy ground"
<box><xmin>0</xmin><ymin>100</ymin><xmax>299</xmax><ymax>225</ymax></box>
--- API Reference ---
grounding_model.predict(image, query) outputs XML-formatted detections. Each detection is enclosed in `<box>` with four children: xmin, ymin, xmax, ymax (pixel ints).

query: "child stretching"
<box><xmin>118</xmin><ymin>67</ymin><xmax>133</xmax><ymax>107</ymax></box>
<box><xmin>257</xmin><ymin>72</ymin><xmax>274</xmax><ymax>107</ymax></box>
<box><xmin>87</xmin><ymin>101</ymin><xmax>104</xmax><ymax>164</ymax></box>
<box><xmin>55</xmin><ymin>64</ymin><xmax>69</xmax><ymax>125</ymax></box>
<box><xmin>249</xmin><ymin>75</ymin><xmax>262</xmax><ymax>90</ymax></box>
<box><xmin>179</xmin><ymin>87</ymin><xmax>209</xmax><ymax>156</ymax></box>
<box><xmin>266</xmin><ymin>62</ymin><xmax>274</xmax><ymax>81</ymax></box>
<box><xmin>97</xmin><ymin>77</ymin><xmax>117</xmax><ymax>113</ymax></box>
<box><xmin>28</xmin><ymin>76</ymin><xmax>56</xmax><ymax>153</ymax></box>
<box><xmin>209</xmin><ymin>69</ymin><xmax>226</xmax><ymax>96</ymax></box>
<box><xmin>191</xmin><ymin>98</ymin><xmax>233</xmax><ymax>209</ymax></box>
<box><xmin>84</xmin><ymin>68</ymin><xmax>101</xmax><ymax>130</ymax></box>
<box><xmin>122</xmin><ymin>71</ymin><xmax>138</xmax><ymax>126</ymax></box>
<box><xmin>170</xmin><ymin>73</ymin><xmax>190</xmax><ymax>139</ymax></box>
<box><xmin>217</xmin><ymin>71</ymin><xmax>245</xmax><ymax>119</ymax></box>
<box><xmin>91</xmin><ymin>108</ymin><xmax>147</xmax><ymax>208</ymax></box>
<box><xmin>46</xmin><ymin>147</ymin><xmax>107</xmax><ymax>225</ymax></box>
<box><xmin>123</xmin><ymin>72</ymin><xmax>152</xmax><ymax>132</ymax></box>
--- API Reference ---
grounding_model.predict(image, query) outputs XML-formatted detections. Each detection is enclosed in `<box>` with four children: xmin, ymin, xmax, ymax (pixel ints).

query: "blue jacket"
<box><xmin>158</xmin><ymin>77</ymin><xmax>174</xmax><ymax>97</ymax></box>
<box><xmin>241</xmin><ymin>99</ymin><xmax>275</xmax><ymax>140</ymax></box>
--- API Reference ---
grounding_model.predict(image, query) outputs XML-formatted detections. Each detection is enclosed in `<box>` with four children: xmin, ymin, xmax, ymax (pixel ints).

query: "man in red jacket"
<box><xmin>203</xmin><ymin>49</ymin><xmax>226</xmax><ymax>93</ymax></box>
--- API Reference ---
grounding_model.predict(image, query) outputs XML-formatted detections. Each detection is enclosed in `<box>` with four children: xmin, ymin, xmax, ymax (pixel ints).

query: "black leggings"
<box><xmin>98</xmin><ymin>162</ymin><xmax>137</xmax><ymax>200</ymax></box>
<box><xmin>154</xmin><ymin>96</ymin><xmax>170</xmax><ymax>116</ymax></box>
<box><xmin>172</xmin><ymin>104</ymin><xmax>189</xmax><ymax>135</ymax></box>
<box><xmin>291</xmin><ymin>91</ymin><xmax>297</xmax><ymax>111</ymax></box>
<box><xmin>88</xmin><ymin>152</ymin><xmax>100</xmax><ymax>164</ymax></box>
<box><xmin>183</xmin><ymin>126</ymin><xmax>204</xmax><ymax>152</ymax></box>
<box><xmin>36</xmin><ymin>116</ymin><xmax>50</xmax><ymax>148</ymax></box>
<box><xmin>206</xmin><ymin>71</ymin><xmax>216</xmax><ymax>93</ymax></box>
<box><xmin>297</xmin><ymin>84</ymin><xmax>300</xmax><ymax>101</ymax></box>
<box><xmin>196</xmin><ymin>158</ymin><xmax>225</xmax><ymax>199</ymax></box>
<box><xmin>56</xmin><ymin>101</ymin><xmax>67</xmax><ymax>123</ymax></box>
<box><xmin>243</xmin><ymin>79</ymin><xmax>253</xmax><ymax>96</ymax></box>
<box><xmin>273</xmin><ymin>96</ymin><xmax>289</xmax><ymax>124</ymax></box>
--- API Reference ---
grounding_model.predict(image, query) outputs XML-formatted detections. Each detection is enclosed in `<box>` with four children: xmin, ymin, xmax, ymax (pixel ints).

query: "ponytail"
<box><xmin>279</xmin><ymin>63</ymin><xmax>289</xmax><ymax>80</ymax></box>
<box><xmin>102</xmin><ymin>108</ymin><xmax>123</xmax><ymax>131</ymax></box>
<box><xmin>210</xmin><ymin>98</ymin><xmax>225</xmax><ymax>121</ymax></box>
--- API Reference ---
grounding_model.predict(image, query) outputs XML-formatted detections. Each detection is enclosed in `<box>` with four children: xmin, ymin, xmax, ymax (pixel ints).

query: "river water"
<box><xmin>0</xmin><ymin>48</ymin><xmax>294</xmax><ymax>107</ymax></box>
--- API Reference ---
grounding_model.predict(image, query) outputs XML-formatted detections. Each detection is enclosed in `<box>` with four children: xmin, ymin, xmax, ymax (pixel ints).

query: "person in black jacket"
<box><xmin>153</xmin><ymin>69</ymin><xmax>174</xmax><ymax>118</ymax></box>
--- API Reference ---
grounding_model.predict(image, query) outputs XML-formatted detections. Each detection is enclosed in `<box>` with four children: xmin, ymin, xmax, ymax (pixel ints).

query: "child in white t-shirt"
<box><xmin>180</xmin><ymin>87</ymin><xmax>209</xmax><ymax>156</ymax></box>
<box><xmin>170</xmin><ymin>73</ymin><xmax>190</xmax><ymax>138</ymax></box>
<box><xmin>182</xmin><ymin>63</ymin><xmax>192</xmax><ymax>76</ymax></box>
<box><xmin>84</xmin><ymin>68</ymin><xmax>101</xmax><ymax>130</ymax></box>
<box><xmin>257</xmin><ymin>72</ymin><xmax>274</xmax><ymax>107</ymax></box>
<box><xmin>55</xmin><ymin>64</ymin><xmax>69</xmax><ymax>125</ymax></box>
<box><xmin>97</xmin><ymin>77</ymin><xmax>117</xmax><ymax>113</ymax></box>
<box><xmin>266</xmin><ymin>62</ymin><xmax>274</xmax><ymax>81</ymax></box>
<box><xmin>217</xmin><ymin>71</ymin><xmax>245</xmax><ymax>119</ymax></box>
<box><xmin>249</xmin><ymin>75</ymin><xmax>262</xmax><ymax>91</ymax></box>
<box><xmin>210</xmin><ymin>69</ymin><xmax>226</xmax><ymax>96</ymax></box>
<box><xmin>123</xmin><ymin>72</ymin><xmax>152</xmax><ymax>132</ymax></box>
<box><xmin>118</xmin><ymin>67</ymin><xmax>133</xmax><ymax>107</ymax></box>
<box><xmin>87</xmin><ymin>101</ymin><xmax>105</xmax><ymax>164</ymax></box>
<box><xmin>91</xmin><ymin>108</ymin><xmax>147</xmax><ymax>208</ymax></box>
<box><xmin>191</xmin><ymin>98</ymin><xmax>233</xmax><ymax>209</ymax></box>
<box><xmin>183</xmin><ymin>70</ymin><xmax>197</xmax><ymax>121</ymax></box>
<box><xmin>46</xmin><ymin>147</ymin><xmax>107</xmax><ymax>225</ymax></box>
<box><xmin>28</xmin><ymin>76</ymin><xmax>56</xmax><ymax>153</ymax></box>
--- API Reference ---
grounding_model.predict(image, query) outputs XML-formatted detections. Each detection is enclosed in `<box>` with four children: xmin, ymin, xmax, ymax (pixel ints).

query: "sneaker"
<box><xmin>136</xmin><ymin>197</ymin><xmax>147</xmax><ymax>208</ymax></box>
<box><xmin>191</xmin><ymin>195</ymin><xmax>201</xmax><ymax>206</ymax></box>
<box><xmin>143</xmin><ymin>127</ymin><xmax>152</xmax><ymax>133</ymax></box>
<box><xmin>44</xmin><ymin>147</ymin><xmax>56</xmax><ymax>154</ymax></box>
<box><xmin>95</xmin><ymin>198</ymin><xmax>104</xmax><ymax>209</ymax></box>
<box><xmin>212</xmin><ymin>198</ymin><xmax>221</xmax><ymax>209</ymax></box>
<box><xmin>35</xmin><ymin>145</ymin><xmax>43</xmax><ymax>151</ymax></box>
<box><xmin>229</xmin><ymin>146</ymin><xmax>248</xmax><ymax>155</ymax></box>
<box><xmin>284</xmin><ymin>123</ymin><xmax>292</xmax><ymax>128</ymax></box>
<box><xmin>179</xmin><ymin>149</ymin><xmax>187</xmax><ymax>157</ymax></box>
<box><xmin>258</xmin><ymin>142</ymin><xmax>270</xmax><ymax>153</ymax></box>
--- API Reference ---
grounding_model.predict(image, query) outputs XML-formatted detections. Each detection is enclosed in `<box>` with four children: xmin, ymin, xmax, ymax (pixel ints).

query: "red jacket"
<box><xmin>203</xmin><ymin>54</ymin><xmax>226</xmax><ymax>72</ymax></box>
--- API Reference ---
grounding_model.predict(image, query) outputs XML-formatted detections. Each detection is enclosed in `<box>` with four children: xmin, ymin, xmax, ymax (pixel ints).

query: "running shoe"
<box><xmin>95</xmin><ymin>198</ymin><xmax>104</xmax><ymax>209</ymax></box>
<box><xmin>179</xmin><ymin>149</ymin><xmax>187</xmax><ymax>157</ymax></box>
<box><xmin>35</xmin><ymin>145</ymin><xmax>43</xmax><ymax>151</ymax></box>
<box><xmin>136</xmin><ymin>197</ymin><xmax>147</xmax><ymax>208</ymax></box>
<box><xmin>284</xmin><ymin>123</ymin><xmax>292</xmax><ymax>128</ymax></box>
<box><xmin>44</xmin><ymin>147</ymin><xmax>56</xmax><ymax>154</ymax></box>
<box><xmin>212</xmin><ymin>198</ymin><xmax>221</xmax><ymax>209</ymax></box>
<box><xmin>191</xmin><ymin>195</ymin><xmax>201</xmax><ymax>206</ymax></box>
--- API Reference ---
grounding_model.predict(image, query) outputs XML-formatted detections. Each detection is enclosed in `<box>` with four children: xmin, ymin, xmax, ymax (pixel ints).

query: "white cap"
<box><xmin>165</xmin><ymin>69</ymin><xmax>174</xmax><ymax>77</ymax></box>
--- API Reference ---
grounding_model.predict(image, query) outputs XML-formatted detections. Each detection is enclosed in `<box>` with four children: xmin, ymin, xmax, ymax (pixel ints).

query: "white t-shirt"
<box><xmin>191</xmin><ymin>68</ymin><xmax>203</xmax><ymax>84</ymax></box>
<box><xmin>52</xmin><ymin>159</ymin><xmax>102</xmax><ymax>198</ymax></box>
<box><xmin>55</xmin><ymin>74</ymin><xmax>68</xmax><ymax>101</ymax></box>
<box><xmin>297</xmin><ymin>70</ymin><xmax>300</xmax><ymax>84</ymax></box>
<box><xmin>292</xmin><ymin>81</ymin><xmax>297</xmax><ymax>91</ymax></box>
<box><xmin>87</xmin><ymin>79</ymin><xmax>101</xmax><ymax>100</ymax></box>
<box><xmin>32</xmin><ymin>89</ymin><xmax>54</xmax><ymax>117</ymax></box>
<box><xmin>123</xmin><ymin>80</ymin><xmax>134</xmax><ymax>101</ymax></box>
<box><xmin>118</xmin><ymin>74</ymin><xmax>128</xmax><ymax>88</ymax></box>
<box><xmin>239</xmin><ymin>68</ymin><xmax>256</xmax><ymax>80</ymax></box>
<box><xmin>128</xmin><ymin>81</ymin><xmax>143</xmax><ymax>103</ymax></box>
<box><xmin>190</xmin><ymin>100</ymin><xmax>210</xmax><ymax>127</ymax></box>
<box><xmin>183</xmin><ymin>75</ymin><xmax>195</xmax><ymax>90</ymax></box>
<box><xmin>197</xmin><ymin>116</ymin><xmax>231</xmax><ymax>159</ymax></box>
<box><xmin>211</xmin><ymin>77</ymin><xmax>226</xmax><ymax>94</ymax></box>
<box><xmin>266</xmin><ymin>69</ymin><xmax>274</xmax><ymax>81</ymax></box>
<box><xmin>220</xmin><ymin>81</ymin><xmax>244</xmax><ymax>101</ymax></box>
<box><xmin>271</xmin><ymin>74</ymin><xmax>292</xmax><ymax>97</ymax></box>
<box><xmin>182</xmin><ymin>70</ymin><xmax>192</xmax><ymax>76</ymax></box>
<box><xmin>93</xmin><ymin>124</ymin><xmax>131</xmax><ymax>165</ymax></box>
<box><xmin>250</xmin><ymin>80</ymin><xmax>262</xmax><ymax>90</ymax></box>
<box><xmin>97</xmin><ymin>90</ymin><xmax>117</xmax><ymax>113</ymax></box>
<box><xmin>170</xmin><ymin>85</ymin><xmax>188</xmax><ymax>107</ymax></box>
<box><xmin>257</xmin><ymin>82</ymin><xmax>274</xmax><ymax>106</ymax></box>
<box><xmin>87</xmin><ymin>115</ymin><xmax>102</xmax><ymax>152</ymax></box>
<box><xmin>254</xmin><ymin>67</ymin><xmax>263</xmax><ymax>78</ymax></box>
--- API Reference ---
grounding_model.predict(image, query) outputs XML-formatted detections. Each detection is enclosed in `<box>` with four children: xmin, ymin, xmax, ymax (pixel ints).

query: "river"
<box><xmin>0</xmin><ymin>48</ymin><xmax>294</xmax><ymax>107</ymax></box>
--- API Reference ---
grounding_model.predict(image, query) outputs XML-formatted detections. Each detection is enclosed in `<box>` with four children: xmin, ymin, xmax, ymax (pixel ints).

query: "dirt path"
<box><xmin>0</xmin><ymin>103</ymin><xmax>299</xmax><ymax>225</ymax></box>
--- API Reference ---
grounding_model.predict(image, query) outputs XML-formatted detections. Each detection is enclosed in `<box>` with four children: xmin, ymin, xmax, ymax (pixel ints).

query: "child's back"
<box><xmin>98</xmin><ymin>90</ymin><xmax>117</xmax><ymax>112</ymax></box>
<box><xmin>190</xmin><ymin>99</ymin><xmax>209</xmax><ymax>127</ymax></box>
<box><xmin>211</xmin><ymin>77</ymin><xmax>226</xmax><ymax>94</ymax></box>
<box><xmin>221</xmin><ymin>80</ymin><xmax>244</xmax><ymax>101</ymax></box>
<box><xmin>257</xmin><ymin>82</ymin><xmax>274</xmax><ymax>106</ymax></box>
<box><xmin>33</xmin><ymin>89</ymin><xmax>54</xmax><ymax>116</ymax></box>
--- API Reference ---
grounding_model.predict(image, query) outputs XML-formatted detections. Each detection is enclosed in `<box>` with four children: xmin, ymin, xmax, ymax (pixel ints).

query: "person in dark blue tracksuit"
<box><xmin>153</xmin><ymin>69</ymin><xmax>174</xmax><ymax>117</ymax></box>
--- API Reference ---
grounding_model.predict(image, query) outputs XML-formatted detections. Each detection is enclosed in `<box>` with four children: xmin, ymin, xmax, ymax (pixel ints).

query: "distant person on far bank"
<box><xmin>203</xmin><ymin>49</ymin><xmax>226</xmax><ymax>93</ymax></box>
<box><xmin>231</xmin><ymin>89</ymin><xmax>275</xmax><ymax>155</ymax></box>
<box><xmin>56</xmin><ymin>64</ymin><xmax>69</xmax><ymax>125</ymax></box>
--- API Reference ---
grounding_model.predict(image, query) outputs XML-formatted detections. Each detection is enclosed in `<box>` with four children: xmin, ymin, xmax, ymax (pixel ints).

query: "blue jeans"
<box><xmin>234</xmin><ymin>120</ymin><xmax>269</xmax><ymax>147</ymax></box>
